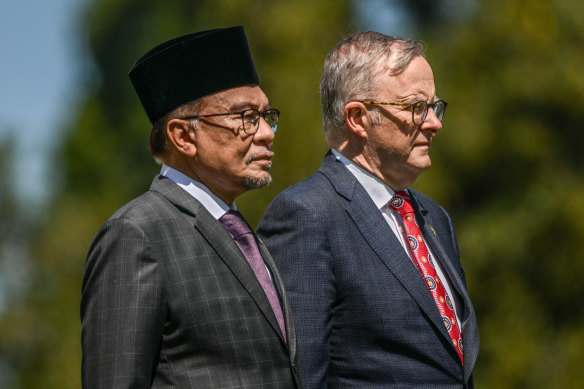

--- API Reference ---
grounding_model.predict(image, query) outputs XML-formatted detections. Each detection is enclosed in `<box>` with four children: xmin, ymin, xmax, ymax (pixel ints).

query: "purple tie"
<box><xmin>219</xmin><ymin>210</ymin><xmax>286</xmax><ymax>342</ymax></box>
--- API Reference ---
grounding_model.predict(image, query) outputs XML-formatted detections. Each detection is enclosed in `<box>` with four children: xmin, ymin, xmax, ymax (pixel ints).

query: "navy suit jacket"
<box><xmin>258</xmin><ymin>151</ymin><xmax>479</xmax><ymax>388</ymax></box>
<box><xmin>82</xmin><ymin>175</ymin><xmax>302</xmax><ymax>388</ymax></box>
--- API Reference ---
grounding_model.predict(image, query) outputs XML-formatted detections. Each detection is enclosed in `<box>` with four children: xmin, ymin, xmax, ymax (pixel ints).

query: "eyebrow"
<box><xmin>230</xmin><ymin>102</ymin><xmax>271</xmax><ymax>112</ymax></box>
<box><xmin>396</xmin><ymin>95</ymin><xmax>438</xmax><ymax>103</ymax></box>
<box><xmin>395</xmin><ymin>94</ymin><xmax>423</xmax><ymax>102</ymax></box>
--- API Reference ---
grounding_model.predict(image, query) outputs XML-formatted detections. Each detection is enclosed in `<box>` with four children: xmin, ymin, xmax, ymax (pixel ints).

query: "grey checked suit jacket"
<box><xmin>258</xmin><ymin>151</ymin><xmax>479</xmax><ymax>389</ymax></box>
<box><xmin>81</xmin><ymin>175</ymin><xmax>302</xmax><ymax>388</ymax></box>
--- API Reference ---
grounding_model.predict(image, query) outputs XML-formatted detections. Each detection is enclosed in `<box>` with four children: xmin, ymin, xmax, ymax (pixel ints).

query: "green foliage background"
<box><xmin>1</xmin><ymin>0</ymin><xmax>583</xmax><ymax>388</ymax></box>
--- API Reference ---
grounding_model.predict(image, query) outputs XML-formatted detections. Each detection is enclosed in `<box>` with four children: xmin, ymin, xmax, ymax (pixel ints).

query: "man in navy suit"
<box><xmin>258</xmin><ymin>31</ymin><xmax>479</xmax><ymax>388</ymax></box>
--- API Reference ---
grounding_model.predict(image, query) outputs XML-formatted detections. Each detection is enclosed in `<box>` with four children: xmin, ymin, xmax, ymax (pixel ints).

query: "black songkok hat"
<box><xmin>128</xmin><ymin>26</ymin><xmax>259</xmax><ymax>124</ymax></box>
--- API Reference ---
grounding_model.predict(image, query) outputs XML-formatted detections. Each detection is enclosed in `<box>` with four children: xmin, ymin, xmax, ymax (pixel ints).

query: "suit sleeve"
<box><xmin>258</xmin><ymin>194</ymin><xmax>334</xmax><ymax>389</ymax></box>
<box><xmin>81</xmin><ymin>217</ymin><xmax>165</xmax><ymax>388</ymax></box>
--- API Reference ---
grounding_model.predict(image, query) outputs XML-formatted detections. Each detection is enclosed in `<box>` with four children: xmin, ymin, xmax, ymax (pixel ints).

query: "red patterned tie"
<box><xmin>390</xmin><ymin>192</ymin><xmax>463</xmax><ymax>363</ymax></box>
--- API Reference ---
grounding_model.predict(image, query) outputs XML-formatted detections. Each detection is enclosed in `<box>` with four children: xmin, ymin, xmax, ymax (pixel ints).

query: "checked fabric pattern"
<box><xmin>390</xmin><ymin>192</ymin><xmax>464</xmax><ymax>363</ymax></box>
<box><xmin>220</xmin><ymin>210</ymin><xmax>287</xmax><ymax>343</ymax></box>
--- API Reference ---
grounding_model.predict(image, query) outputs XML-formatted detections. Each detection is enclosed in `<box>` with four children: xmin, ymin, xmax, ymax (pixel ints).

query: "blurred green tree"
<box><xmin>0</xmin><ymin>136</ymin><xmax>31</xmax><ymax>389</ymax></box>
<box><xmin>413</xmin><ymin>0</ymin><xmax>584</xmax><ymax>387</ymax></box>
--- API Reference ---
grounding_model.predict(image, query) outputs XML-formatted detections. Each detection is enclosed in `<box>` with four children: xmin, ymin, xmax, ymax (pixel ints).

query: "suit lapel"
<box><xmin>409</xmin><ymin>192</ymin><xmax>480</xmax><ymax>380</ymax></box>
<box><xmin>424</xmin><ymin>232</ymin><xmax>479</xmax><ymax>381</ymax></box>
<box><xmin>319</xmin><ymin>154</ymin><xmax>453</xmax><ymax>345</ymax></box>
<box><xmin>320</xmin><ymin>154</ymin><xmax>477</xmax><ymax>367</ymax></box>
<box><xmin>149</xmin><ymin>175</ymin><xmax>286</xmax><ymax>345</ymax></box>
<box><xmin>346</xmin><ymin>198</ymin><xmax>454</xmax><ymax>347</ymax></box>
<box><xmin>195</xmin><ymin>214</ymin><xmax>286</xmax><ymax>345</ymax></box>
<box><xmin>258</xmin><ymin>240</ymin><xmax>297</xmax><ymax>353</ymax></box>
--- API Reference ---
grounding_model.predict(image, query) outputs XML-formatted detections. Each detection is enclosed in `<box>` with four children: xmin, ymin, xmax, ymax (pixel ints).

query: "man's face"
<box><xmin>189</xmin><ymin>85</ymin><xmax>275</xmax><ymax>203</ymax></box>
<box><xmin>366</xmin><ymin>56</ymin><xmax>442</xmax><ymax>189</ymax></box>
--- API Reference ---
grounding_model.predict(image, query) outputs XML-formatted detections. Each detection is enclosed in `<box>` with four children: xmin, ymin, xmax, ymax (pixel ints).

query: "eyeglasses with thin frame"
<box><xmin>181</xmin><ymin>108</ymin><xmax>280</xmax><ymax>134</ymax></box>
<box><xmin>359</xmin><ymin>99</ymin><xmax>448</xmax><ymax>126</ymax></box>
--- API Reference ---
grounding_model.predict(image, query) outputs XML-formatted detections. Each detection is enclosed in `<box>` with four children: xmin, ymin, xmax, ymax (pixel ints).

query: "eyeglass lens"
<box><xmin>242</xmin><ymin>109</ymin><xmax>279</xmax><ymax>133</ymax></box>
<box><xmin>413</xmin><ymin>101</ymin><xmax>446</xmax><ymax>125</ymax></box>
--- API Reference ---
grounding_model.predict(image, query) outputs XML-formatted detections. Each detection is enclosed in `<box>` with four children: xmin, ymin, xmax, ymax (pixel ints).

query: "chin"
<box><xmin>412</xmin><ymin>156</ymin><xmax>432</xmax><ymax>171</ymax></box>
<box><xmin>417</xmin><ymin>164</ymin><xmax>432</xmax><ymax>173</ymax></box>
<box><xmin>243</xmin><ymin>174</ymin><xmax>272</xmax><ymax>189</ymax></box>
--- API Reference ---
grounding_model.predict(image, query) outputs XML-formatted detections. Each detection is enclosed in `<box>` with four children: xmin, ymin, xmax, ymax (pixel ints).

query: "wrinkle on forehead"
<box><xmin>378</xmin><ymin>56</ymin><xmax>437</xmax><ymax>102</ymax></box>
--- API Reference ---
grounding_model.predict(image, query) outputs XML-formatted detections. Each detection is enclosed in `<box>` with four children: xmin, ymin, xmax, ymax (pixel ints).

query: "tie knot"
<box><xmin>219</xmin><ymin>210</ymin><xmax>253</xmax><ymax>239</ymax></box>
<box><xmin>389</xmin><ymin>191</ymin><xmax>414</xmax><ymax>215</ymax></box>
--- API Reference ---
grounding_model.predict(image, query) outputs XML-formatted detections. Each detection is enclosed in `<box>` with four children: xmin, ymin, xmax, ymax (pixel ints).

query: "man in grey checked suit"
<box><xmin>258</xmin><ymin>31</ymin><xmax>479</xmax><ymax>388</ymax></box>
<box><xmin>81</xmin><ymin>26</ymin><xmax>301</xmax><ymax>388</ymax></box>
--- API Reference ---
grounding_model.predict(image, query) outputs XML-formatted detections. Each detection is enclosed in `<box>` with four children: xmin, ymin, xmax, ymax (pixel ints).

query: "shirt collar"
<box><xmin>331</xmin><ymin>149</ymin><xmax>398</xmax><ymax>210</ymax></box>
<box><xmin>160</xmin><ymin>164</ymin><xmax>234</xmax><ymax>220</ymax></box>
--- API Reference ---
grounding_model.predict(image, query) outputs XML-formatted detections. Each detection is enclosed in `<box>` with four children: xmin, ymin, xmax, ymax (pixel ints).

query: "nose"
<box><xmin>420</xmin><ymin>108</ymin><xmax>442</xmax><ymax>134</ymax></box>
<box><xmin>253</xmin><ymin>115</ymin><xmax>275</xmax><ymax>145</ymax></box>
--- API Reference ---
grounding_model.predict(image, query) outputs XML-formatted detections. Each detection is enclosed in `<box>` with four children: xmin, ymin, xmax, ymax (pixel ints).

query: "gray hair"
<box><xmin>320</xmin><ymin>31</ymin><xmax>425</xmax><ymax>135</ymax></box>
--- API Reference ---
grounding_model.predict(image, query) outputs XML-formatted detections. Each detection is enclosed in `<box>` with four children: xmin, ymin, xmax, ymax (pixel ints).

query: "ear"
<box><xmin>167</xmin><ymin>119</ymin><xmax>197</xmax><ymax>157</ymax></box>
<box><xmin>344</xmin><ymin>101</ymin><xmax>369</xmax><ymax>139</ymax></box>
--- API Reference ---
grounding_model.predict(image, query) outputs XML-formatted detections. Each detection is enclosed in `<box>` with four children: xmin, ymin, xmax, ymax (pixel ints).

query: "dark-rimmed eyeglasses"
<box><xmin>181</xmin><ymin>108</ymin><xmax>280</xmax><ymax>134</ymax></box>
<box><xmin>359</xmin><ymin>99</ymin><xmax>448</xmax><ymax>126</ymax></box>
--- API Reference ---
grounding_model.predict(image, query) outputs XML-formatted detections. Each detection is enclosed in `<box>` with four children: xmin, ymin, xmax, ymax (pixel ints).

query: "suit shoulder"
<box><xmin>409</xmin><ymin>189</ymin><xmax>448</xmax><ymax>214</ymax></box>
<box><xmin>108</xmin><ymin>190</ymin><xmax>174</xmax><ymax>224</ymax></box>
<box><xmin>266</xmin><ymin>172</ymin><xmax>345</xmax><ymax>220</ymax></box>
<box><xmin>260</xmin><ymin>171</ymin><xmax>346</xmax><ymax>234</ymax></box>
<box><xmin>271</xmin><ymin>171</ymin><xmax>333</xmax><ymax>204</ymax></box>
<box><xmin>86</xmin><ymin>191</ymin><xmax>166</xmax><ymax>246</ymax></box>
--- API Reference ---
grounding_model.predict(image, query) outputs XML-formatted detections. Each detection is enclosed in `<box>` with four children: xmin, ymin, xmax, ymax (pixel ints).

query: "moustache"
<box><xmin>246</xmin><ymin>151</ymin><xmax>274</xmax><ymax>165</ymax></box>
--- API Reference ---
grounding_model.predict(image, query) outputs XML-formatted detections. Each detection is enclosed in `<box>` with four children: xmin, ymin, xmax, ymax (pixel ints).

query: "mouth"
<box><xmin>414</xmin><ymin>132</ymin><xmax>434</xmax><ymax>148</ymax></box>
<box><xmin>247</xmin><ymin>151</ymin><xmax>274</xmax><ymax>165</ymax></box>
<box><xmin>414</xmin><ymin>141</ymin><xmax>431</xmax><ymax>149</ymax></box>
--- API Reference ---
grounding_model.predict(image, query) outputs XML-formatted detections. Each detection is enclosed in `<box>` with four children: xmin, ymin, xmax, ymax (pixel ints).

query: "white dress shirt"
<box><xmin>160</xmin><ymin>164</ymin><xmax>233</xmax><ymax>220</ymax></box>
<box><xmin>331</xmin><ymin>149</ymin><xmax>461</xmax><ymax>323</ymax></box>
<box><xmin>160</xmin><ymin>164</ymin><xmax>275</xmax><ymax>280</ymax></box>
